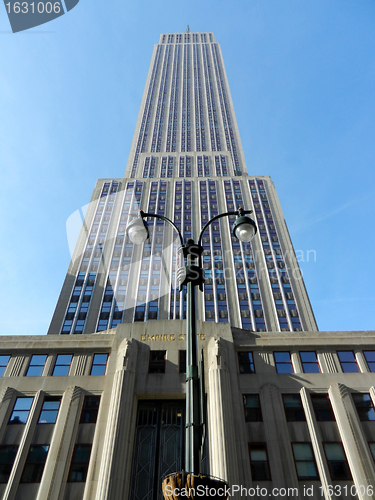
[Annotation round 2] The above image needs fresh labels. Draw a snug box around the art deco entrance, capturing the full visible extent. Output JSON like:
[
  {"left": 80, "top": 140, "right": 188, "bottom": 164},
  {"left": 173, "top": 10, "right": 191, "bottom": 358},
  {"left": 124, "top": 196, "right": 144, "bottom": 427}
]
[{"left": 130, "top": 401, "right": 185, "bottom": 500}]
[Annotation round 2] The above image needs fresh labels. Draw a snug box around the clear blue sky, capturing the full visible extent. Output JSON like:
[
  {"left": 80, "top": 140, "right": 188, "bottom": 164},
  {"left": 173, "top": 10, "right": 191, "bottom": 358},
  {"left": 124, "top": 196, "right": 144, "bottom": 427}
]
[{"left": 1, "top": 0, "right": 374, "bottom": 335}]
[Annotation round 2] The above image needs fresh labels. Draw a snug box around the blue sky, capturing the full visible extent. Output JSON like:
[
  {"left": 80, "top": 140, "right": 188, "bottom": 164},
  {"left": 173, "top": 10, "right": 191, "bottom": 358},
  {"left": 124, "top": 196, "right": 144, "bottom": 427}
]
[{"left": 1, "top": 0, "right": 374, "bottom": 335}]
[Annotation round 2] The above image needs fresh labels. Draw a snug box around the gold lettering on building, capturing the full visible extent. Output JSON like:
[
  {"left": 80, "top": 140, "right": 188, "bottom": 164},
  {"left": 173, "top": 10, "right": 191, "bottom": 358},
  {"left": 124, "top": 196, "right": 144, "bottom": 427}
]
[{"left": 140, "top": 333, "right": 205, "bottom": 342}]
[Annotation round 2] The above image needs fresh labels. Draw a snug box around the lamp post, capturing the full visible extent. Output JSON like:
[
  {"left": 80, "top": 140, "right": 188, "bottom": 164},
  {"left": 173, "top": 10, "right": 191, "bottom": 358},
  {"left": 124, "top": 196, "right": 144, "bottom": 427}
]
[{"left": 127, "top": 207, "right": 257, "bottom": 492}]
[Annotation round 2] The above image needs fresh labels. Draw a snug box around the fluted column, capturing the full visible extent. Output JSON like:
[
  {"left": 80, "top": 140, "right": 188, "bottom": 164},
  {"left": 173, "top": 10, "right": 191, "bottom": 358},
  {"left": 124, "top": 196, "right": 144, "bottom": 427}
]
[
  {"left": 207, "top": 337, "right": 239, "bottom": 488},
  {"left": 259, "top": 384, "right": 300, "bottom": 496},
  {"left": 300, "top": 388, "right": 332, "bottom": 500},
  {"left": 3, "top": 390, "right": 44, "bottom": 500},
  {"left": 0, "top": 388, "right": 15, "bottom": 443},
  {"left": 94, "top": 338, "right": 138, "bottom": 500},
  {"left": 329, "top": 383, "right": 375, "bottom": 500},
  {"left": 37, "top": 386, "right": 84, "bottom": 500}
]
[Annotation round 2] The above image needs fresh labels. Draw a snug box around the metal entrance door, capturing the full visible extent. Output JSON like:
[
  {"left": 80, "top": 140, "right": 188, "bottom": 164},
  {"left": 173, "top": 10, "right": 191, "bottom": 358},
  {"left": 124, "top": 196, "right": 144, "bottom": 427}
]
[{"left": 129, "top": 401, "right": 184, "bottom": 500}]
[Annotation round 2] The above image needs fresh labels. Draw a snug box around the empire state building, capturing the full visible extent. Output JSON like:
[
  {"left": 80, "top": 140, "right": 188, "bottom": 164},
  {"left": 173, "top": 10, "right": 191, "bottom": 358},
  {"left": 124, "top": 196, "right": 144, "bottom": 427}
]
[{"left": 48, "top": 30, "right": 317, "bottom": 336}]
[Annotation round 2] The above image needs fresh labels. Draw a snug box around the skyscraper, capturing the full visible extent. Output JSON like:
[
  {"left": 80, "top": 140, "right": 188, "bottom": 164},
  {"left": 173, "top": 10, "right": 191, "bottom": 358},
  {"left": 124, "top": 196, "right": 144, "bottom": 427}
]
[
  {"left": 48, "top": 30, "right": 317, "bottom": 336},
  {"left": 1, "top": 32, "right": 375, "bottom": 500}
]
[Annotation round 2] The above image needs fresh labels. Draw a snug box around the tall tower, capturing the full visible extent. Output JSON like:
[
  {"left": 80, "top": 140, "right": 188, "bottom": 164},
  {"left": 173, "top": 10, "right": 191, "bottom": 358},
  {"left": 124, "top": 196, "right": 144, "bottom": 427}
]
[{"left": 48, "top": 31, "right": 317, "bottom": 335}]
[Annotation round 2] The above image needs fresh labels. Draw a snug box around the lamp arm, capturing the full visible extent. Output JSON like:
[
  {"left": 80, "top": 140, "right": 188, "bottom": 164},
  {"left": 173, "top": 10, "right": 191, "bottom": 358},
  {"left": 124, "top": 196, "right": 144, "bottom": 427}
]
[
  {"left": 197, "top": 208, "right": 253, "bottom": 247},
  {"left": 140, "top": 210, "right": 184, "bottom": 246}
]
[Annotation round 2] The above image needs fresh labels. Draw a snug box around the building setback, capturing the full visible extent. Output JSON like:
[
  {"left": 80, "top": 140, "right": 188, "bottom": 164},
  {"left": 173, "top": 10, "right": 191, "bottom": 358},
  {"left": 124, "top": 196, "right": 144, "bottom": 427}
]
[{"left": 1, "top": 31, "right": 375, "bottom": 500}]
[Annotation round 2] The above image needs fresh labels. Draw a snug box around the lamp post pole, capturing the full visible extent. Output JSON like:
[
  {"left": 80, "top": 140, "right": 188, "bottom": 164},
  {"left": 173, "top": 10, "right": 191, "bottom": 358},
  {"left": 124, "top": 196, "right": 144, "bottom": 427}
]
[{"left": 126, "top": 207, "right": 257, "bottom": 477}]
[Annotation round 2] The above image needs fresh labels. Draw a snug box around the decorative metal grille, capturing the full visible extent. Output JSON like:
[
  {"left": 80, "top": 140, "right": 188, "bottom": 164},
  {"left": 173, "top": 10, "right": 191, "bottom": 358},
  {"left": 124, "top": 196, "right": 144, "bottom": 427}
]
[{"left": 130, "top": 401, "right": 184, "bottom": 500}]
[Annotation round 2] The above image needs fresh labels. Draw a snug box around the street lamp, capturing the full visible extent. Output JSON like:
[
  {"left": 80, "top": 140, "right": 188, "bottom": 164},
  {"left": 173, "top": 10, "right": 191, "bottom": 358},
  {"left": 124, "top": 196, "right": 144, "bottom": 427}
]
[{"left": 127, "top": 207, "right": 257, "bottom": 494}]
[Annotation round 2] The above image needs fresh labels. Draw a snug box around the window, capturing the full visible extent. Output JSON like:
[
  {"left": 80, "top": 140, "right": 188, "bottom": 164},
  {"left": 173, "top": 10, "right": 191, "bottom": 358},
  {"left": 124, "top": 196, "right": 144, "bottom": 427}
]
[
  {"left": 249, "top": 444, "right": 271, "bottom": 480},
  {"left": 0, "top": 356, "right": 10, "bottom": 377},
  {"left": 179, "top": 351, "right": 186, "bottom": 374},
  {"left": 300, "top": 352, "right": 320, "bottom": 373},
  {"left": 68, "top": 444, "right": 92, "bottom": 482},
  {"left": 38, "top": 397, "right": 61, "bottom": 424},
  {"left": 282, "top": 394, "right": 306, "bottom": 421},
  {"left": 148, "top": 351, "right": 166, "bottom": 373},
  {"left": 352, "top": 393, "right": 375, "bottom": 421},
  {"left": 26, "top": 355, "right": 47, "bottom": 376},
  {"left": 311, "top": 394, "right": 335, "bottom": 421},
  {"left": 363, "top": 351, "right": 375, "bottom": 372},
  {"left": 0, "top": 446, "right": 18, "bottom": 483},
  {"left": 337, "top": 351, "right": 359, "bottom": 373},
  {"left": 90, "top": 354, "right": 108, "bottom": 375},
  {"left": 52, "top": 354, "right": 73, "bottom": 376},
  {"left": 243, "top": 395, "right": 262, "bottom": 422},
  {"left": 274, "top": 352, "right": 293, "bottom": 374},
  {"left": 323, "top": 443, "right": 351, "bottom": 480},
  {"left": 238, "top": 352, "right": 255, "bottom": 374},
  {"left": 20, "top": 445, "right": 49, "bottom": 483},
  {"left": 9, "top": 397, "right": 34, "bottom": 424},
  {"left": 292, "top": 443, "right": 318, "bottom": 479},
  {"left": 80, "top": 396, "right": 101, "bottom": 424}
]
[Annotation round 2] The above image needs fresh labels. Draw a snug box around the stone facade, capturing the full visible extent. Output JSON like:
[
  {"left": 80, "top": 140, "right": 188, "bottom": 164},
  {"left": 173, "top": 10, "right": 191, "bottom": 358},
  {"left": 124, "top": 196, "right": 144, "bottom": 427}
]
[{"left": 1, "top": 324, "right": 375, "bottom": 499}]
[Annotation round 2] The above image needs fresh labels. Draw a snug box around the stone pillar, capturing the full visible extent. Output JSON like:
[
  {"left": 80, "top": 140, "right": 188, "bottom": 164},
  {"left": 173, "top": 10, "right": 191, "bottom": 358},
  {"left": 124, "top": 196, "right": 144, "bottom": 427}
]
[
  {"left": 3, "top": 390, "right": 44, "bottom": 500},
  {"left": 0, "top": 388, "right": 15, "bottom": 442},
  {"left": 300, "top": 388, "right": 332, "bottom": 500},
  {"left": 258, "top": 384, "right": 300, "bottom": 497},
  {"left": 94, "top": 339, "right": 138, "bottom": 500},
  {"left": 36, "top": 386, "right": 84, "bottom": 500},
  {"left": 329, "top": 383, "right": 375, "bottom": 500},
  {"left": 207, "top": 337, "right": 239, "bottom": 489}
]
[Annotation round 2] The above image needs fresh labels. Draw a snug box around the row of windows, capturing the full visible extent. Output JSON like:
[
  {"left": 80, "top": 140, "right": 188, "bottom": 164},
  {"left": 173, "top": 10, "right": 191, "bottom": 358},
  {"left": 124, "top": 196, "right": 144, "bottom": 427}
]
[
  {"left": 0, "top": 443, "right": 92, "bottom": 484},
  {"left": 9, "top": 395, "right": 100, "bottom": 425},
  {"left": 0, "top": 394, "right": 100, "bottom": 484},
  {"left": 238, "top": 350, "right": 375, "bottom": 374},
  {"left": 249, "top": 441, "right": 352, "bottom": 481},
  {"left": 146, "top": 350, "right": 375, "bottom": 376},
  {"left": 244, "top": 392, "right": 375, "bottom": 423},
  {"left": 0, "top": 353, "right": 108, "bottom": 378}
]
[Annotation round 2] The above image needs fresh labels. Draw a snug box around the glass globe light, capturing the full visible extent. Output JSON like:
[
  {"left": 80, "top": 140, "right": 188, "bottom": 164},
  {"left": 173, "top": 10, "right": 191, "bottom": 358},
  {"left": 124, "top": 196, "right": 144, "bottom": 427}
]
[
  {"left": 232, "top": 216, "right": 257, "bottom": 243},
  {"left": 126, "top": 218, "right": 149, "bottom": 244}
]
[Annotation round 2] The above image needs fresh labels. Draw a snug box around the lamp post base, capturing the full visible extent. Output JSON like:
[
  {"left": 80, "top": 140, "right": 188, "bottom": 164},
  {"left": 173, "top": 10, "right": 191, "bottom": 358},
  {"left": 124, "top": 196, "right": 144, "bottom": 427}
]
[{"left": 162, "top": 472, "right": 229, "bottom": 500}]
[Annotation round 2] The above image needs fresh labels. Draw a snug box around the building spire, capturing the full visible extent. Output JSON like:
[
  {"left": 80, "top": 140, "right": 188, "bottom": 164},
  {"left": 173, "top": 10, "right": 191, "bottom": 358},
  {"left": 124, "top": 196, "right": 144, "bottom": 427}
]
[{"left": 186, "top": 25, "right": 190, "bottom": 33}]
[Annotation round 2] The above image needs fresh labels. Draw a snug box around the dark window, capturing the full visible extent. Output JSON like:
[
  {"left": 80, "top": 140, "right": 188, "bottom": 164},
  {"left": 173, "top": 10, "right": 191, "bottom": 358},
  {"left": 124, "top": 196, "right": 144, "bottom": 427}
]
[
  {"left": 149, "top": 351, "right": 166, "bottom": 373},
  {"left": 179, "top": 351, "right": 186, "bottom": 374},
  {"left": 249, "top": 444, "right": 271, "bottom": 480},
  {"left": 363, "top": 351, "right": 375, "bottom": 372},
  {"left": 369, "top": 443, "right": 375, "bottom": 461},
  {"left": 243, "top": 395, "right": 262, "bottom": 422},
  {"left": 0, "top": 356, "right": 10, "bottom": 377},
  {"left": 352, "top": 393, "right": 375, "bottom": 421},
  {"left": 274, "top": 352, "right": 293, "bottom": 374},
  {"left": 311, "top": 394, "right": 335, "bottom": 421},
  {"left": 323, "top": 443, "right": 351, "bottom": 480},
  {"left": 0, "top": 446, "right": 18, "bottom": 483},
  {"left": 90, "top": 354, "right": 108, "bottom": 375},
  {"left": 292, "top": 443, "right": 318, "bottom": 479},
  {"left": 26, "top": 355, "right": 47, "bottom": 376},
  {"left": 337, "top": 351, "right": 359, "bottom": 373},
  {"left": 20, "top": 445, "right": 49, "bottom": 483},
  {"left": 80, "top": 396, "right": 101, "bottom": 424},
  {"left": 300, "top": 352, "right": 320, "bottom": 373},
  {"left": 9, "top": 397, "right": 34, "bottom": 424},
  {"left": 282, "top": 394, "right": 306, "bottom": 421},
  {"left": 68, "top": 444, "right": 92, "bottom": 482},
  {"left": 238, "top": 352, "right": 255, "bottom": 374},
  {"left": 38, "top": 397, "right": 61, "bottom": 424},
  {"left": 52, "top": 354, "right": 73, "bottom": 376}
]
